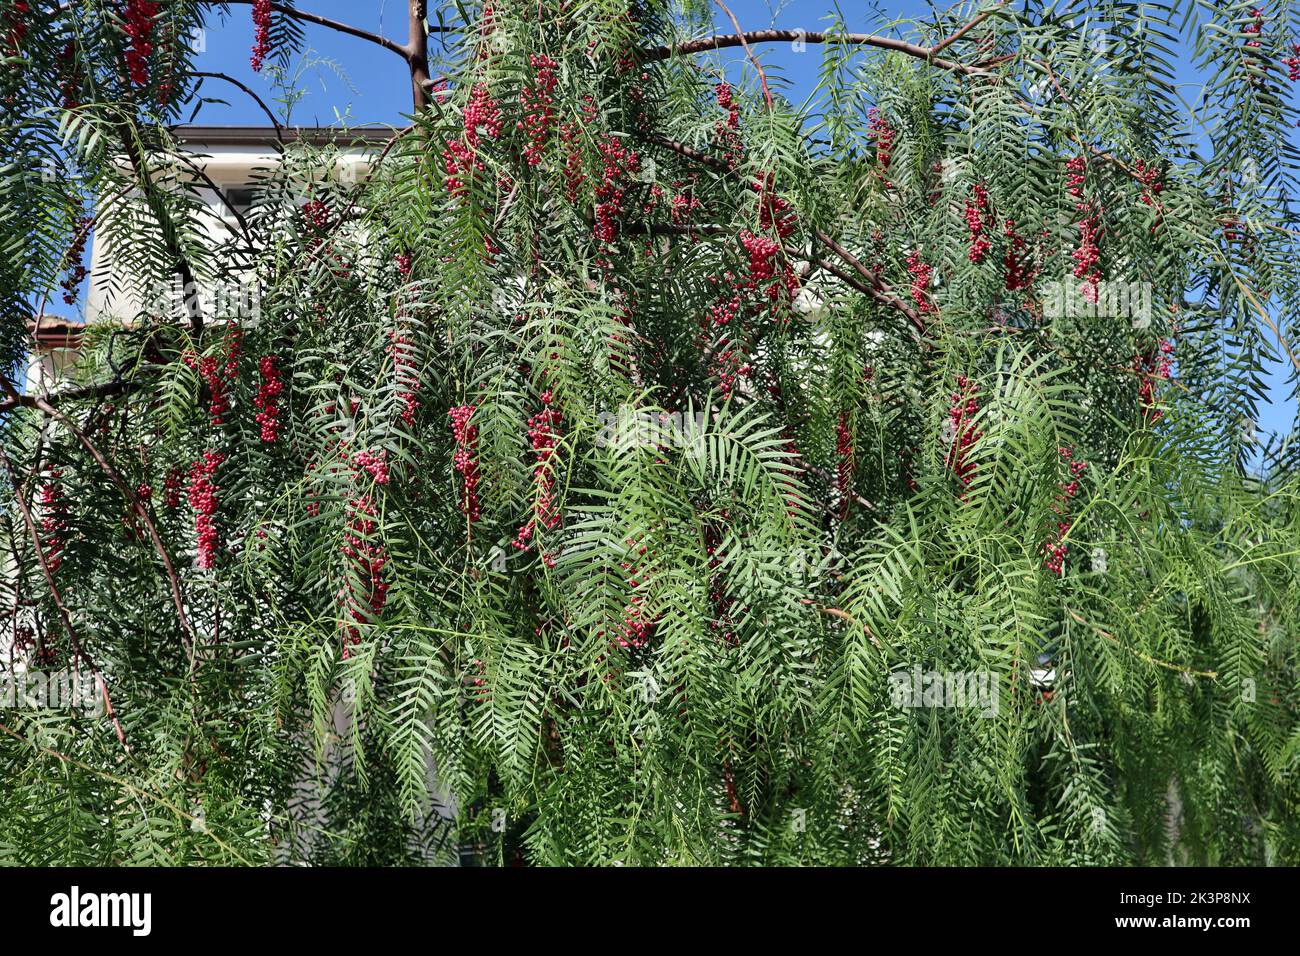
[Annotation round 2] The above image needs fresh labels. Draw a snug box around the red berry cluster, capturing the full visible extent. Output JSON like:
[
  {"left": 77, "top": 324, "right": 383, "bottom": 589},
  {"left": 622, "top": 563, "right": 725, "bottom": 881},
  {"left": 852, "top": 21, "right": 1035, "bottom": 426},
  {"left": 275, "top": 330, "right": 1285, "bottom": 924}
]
[
  {"left": 1136, "top": 338, "right": 1175, "bottom": 420},
  {"left": 965, "top": 184, "right": 992, "bottom": 264},
  {"left": 40, "top": 471, "right": 68, "bottom": 573},
  {"left": 60, "top": 217, "right": 93, "bottom": 304},
  {"left": 592, "top": 135, "right": 641, "bottom": 246},
  {"left": 946, "top": 376, "right": 982, "bottom": 494},
  {"left": 395, "top": 251, "right": 412, "bottom": 277},
  {"left": 1245, "top": 8, "right": 1263, "bottom": 50},
  {"left": 867, "top": 108, "right": 896, "bottom": 171},
  {"left": 123, "top": 0, "right": 160, "bottom": 87},
  {"left": 1071, "top": 212, "right": 1103, "bottom": 303},
  {"left": 1065, "top": 156, "right": 1104, "bottom": 301},
  {"left": 339, "top": 492, "right": 389, "bottom": 657},
  {"left": 444, "top": 82, "right": 503, "bottom": 195},
  {"left": 1043, "top": 447, "right": 1088, "bottom": 575},
  {"left": 513, "top": 390, "right": 563, "bottom": 553},
  {"left": 449, "top": 405, "right": 482, "bottom": 522},
  {"left": 519, "top": 53, "right": 558, "bottom": 167},
  {"left": 352, "top": 448, "right": 390, "bottom": 485},
  {"left": 4, "top": 1, "right": 27, "bottom": 56},
  {"left": 250, "top": 0, "right": 273, "bottom": 72},
  {"left": 836, "top": 413, "right": 854, "bottom": 518},
  {"left": 184, "top": 328, "right": 241, "bottom": 426},
  {"left": 905, "top": 250, "right": 937, "bottom": 314},
  {"left": 1286, "top": 43, "right": 1300, "bottom": 81},
  {"left": 1065, "top": 155, "right": 1087, "bottom": 198},
  {"left": 300, "top": 198, "right": 330, "bottom": 231},
  {"left": 615, "top": 538, "right": 654, "bottom": 650},
  {"left": 713, "top": 82, "right": 745, "bottom": 169},
  {"left": 1002, "top": 219, "right": 1036, "bottom": 291},
  {"left": 713, "top": 342, "right": 752, "bottom": 400},
  {"left": 1134, "top": 160, "right": 1163, "bottom": 206},
  {"left": 163, "top": 467, "right": 183, "bottom": 508},
  {"left": 253, "top": 354, "right": 283, "bottom": 442},
  {"left": 186, "top": 451, "right": 225, "bottom": 569}
]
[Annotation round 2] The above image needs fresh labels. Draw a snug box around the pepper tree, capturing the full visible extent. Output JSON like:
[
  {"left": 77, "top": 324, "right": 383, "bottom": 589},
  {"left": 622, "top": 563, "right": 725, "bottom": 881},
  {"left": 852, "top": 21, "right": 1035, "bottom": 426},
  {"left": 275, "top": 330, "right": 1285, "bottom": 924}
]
[{"left": 1, "top": 0, "right": 1300, "bottom": 865}]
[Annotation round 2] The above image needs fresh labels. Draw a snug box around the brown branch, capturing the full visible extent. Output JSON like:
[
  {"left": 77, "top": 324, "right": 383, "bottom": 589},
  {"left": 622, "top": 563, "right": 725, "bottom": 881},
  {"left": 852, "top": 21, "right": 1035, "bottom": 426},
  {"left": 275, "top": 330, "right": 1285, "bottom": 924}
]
[
  {"left": 644, "top": 29, "right": 985, "bottom": 76},
  {"left": 713, "top": 0, "right": 773, "bottom": 109},
  {"left": 0, "top": 379, "right": 136, "bottom": 416},
  {"left": 930, "top": 3, "right": 1006, "bottom": 57},
  {"left": 189, "top": 71, "right": 285, "bottom": 142},
  {"left": 407, "top": 0, "right": 432, "bottom": 111},
  {"left": 210, "top": 1, "right": 413, "bottom": 60}
]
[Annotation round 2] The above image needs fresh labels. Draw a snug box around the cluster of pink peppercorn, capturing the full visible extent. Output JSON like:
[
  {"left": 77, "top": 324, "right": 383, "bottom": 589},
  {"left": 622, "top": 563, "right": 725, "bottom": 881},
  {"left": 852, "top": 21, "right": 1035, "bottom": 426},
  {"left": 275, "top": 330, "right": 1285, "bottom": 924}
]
[
  {"left": 1043, "top": 447, "right": 1088, "bottom": 575},
  {"left": 40, "top": 472, "right": 67, "bottom": 573},
  {"left": 449, "top": 405, "right": 482, "bottom": 522},
  {"left": 124, "top": 0, "right": 159, "bottom": 87},
  {"left": 253, "top": 354, "right": 283, "bottom": 442},
  {"left": 513, "top": 390, "right": 563, "bottom": 557},
  {"left": 250, "top": 0, "right": 273, "bottom": 72},
  {"left": 519, "top": 53, "right": 559, "bottom": 167},
  {"left": 186, "top": 451, "right": 225, "bottom": 569},
  {"left": 965, "top": 184, "right": 992, "bottom": 264}
]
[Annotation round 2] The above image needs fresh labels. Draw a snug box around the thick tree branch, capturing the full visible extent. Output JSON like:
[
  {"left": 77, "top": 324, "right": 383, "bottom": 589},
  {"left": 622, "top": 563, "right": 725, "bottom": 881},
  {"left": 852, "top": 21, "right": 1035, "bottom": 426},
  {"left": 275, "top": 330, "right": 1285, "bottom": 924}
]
[
  {"left": 0, "top": 379, "right": 136, "bottom": 416},
  {"left": 644, "top": 29, "right": 985, "bottom": 76},
  {"left": 211, "top": 1, "right": 412, "bottom": 59}
]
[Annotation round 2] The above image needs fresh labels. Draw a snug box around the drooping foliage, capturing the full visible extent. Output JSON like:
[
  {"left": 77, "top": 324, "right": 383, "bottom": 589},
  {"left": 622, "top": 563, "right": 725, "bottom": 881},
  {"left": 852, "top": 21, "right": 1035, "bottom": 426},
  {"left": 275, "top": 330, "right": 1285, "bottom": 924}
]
[{"left": 1, "top": 0, "right": 1299, "bottom": 865}]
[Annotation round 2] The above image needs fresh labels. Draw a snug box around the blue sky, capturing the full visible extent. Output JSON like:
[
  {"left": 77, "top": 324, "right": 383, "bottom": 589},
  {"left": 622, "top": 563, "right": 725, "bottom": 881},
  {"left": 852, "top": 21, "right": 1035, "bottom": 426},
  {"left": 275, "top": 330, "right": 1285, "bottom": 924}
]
[{"left": 173, "top": 2, "right": 1297, "bottom": 443}]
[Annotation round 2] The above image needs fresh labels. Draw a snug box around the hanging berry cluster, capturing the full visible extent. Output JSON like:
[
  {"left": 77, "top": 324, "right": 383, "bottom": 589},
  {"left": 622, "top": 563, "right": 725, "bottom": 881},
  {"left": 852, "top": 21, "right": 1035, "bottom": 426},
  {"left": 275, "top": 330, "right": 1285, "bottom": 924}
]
[
  {"left": 352, "top": 448, "right": 391, "bottom": 485},
  {"left": 184, "top": 328, "right": 241, "bottom": 426},
  {"left": 905, "top": 250, "right": 937, "bottom": 314},
  {"left": 250, "top": 0, "right": 273, "bottom": 72},
  {"left": 965, "top": 184, "right": 992, "bottom": 264},
  {"left": 40, "top": 472, "right": 68, "bottom": 574},
  {"left": 300, "top": 198, "right": 330, "bottom": 232},
  {"left": 713, "top": 82, "right": 745, "bottom": 169},
  {"left": 339, "top": 492, "right": 389, "bottom": 658},
  {"left": 1286, "top": 44, "right": 1300, "bottom": 81},
  {"left": 123, "top": 0, "right": 160, "bottom": 87},
  {"left": 58, "top": 41, "right": 81, "bottom": 111},
  {"left": 519, "top": 53, "right": 559, "bottom": 167},
  {"left": 4, "top": 1, "right": 27, "bottom": 57},
  {"left": 1136, "top": 338, "right": 1175, "bottom": 421},
  {"left": 59, "top": 217, "right": 93, "bottom": 304},
  {"left": 1043, "top": 447, "right": 1088, "bottom": 575},
  {"left": 444, "top": 82, "right": 503, "bottom": 196},
  {"left": 513, "top": 389, "right": 563, "bottom": 561},
  {"left": 1065, "top": 156, "right": 1103, "bottom": 302},
  {"left": 867, "top": 108, "right": 896, "bottom": 172},
  {"left": 1002, "top": 219, "right": 1036, "bottom": 291},
  {"left": 946, "top": 376, "right": 982, "bottom": 495},
  {"left": 253, "top": 354, "right": 283, "bottom": 442},
  {"left": 186, "top": 451, "right": 224, "bottom": 569},
  {"left": 615, "top": 538, "right": 654, "bottom": 650},
  {"left": 592, "top": 135, "right": 641, "bottom": 247},
  {"left": 836, "top": 413, "right": 854, "bottom": 519},
  {"left": 449, "top": 405, "right": 482, "bottom": 523},
  {"left": 163, "top": 467, "right": 183, "bottom": 508}
]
